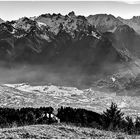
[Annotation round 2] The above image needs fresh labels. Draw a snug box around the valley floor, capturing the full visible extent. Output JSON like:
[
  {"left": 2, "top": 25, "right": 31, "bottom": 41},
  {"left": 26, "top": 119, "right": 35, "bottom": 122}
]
[{"left": 0, "top": 123, "right": 139, "bottom": 139}]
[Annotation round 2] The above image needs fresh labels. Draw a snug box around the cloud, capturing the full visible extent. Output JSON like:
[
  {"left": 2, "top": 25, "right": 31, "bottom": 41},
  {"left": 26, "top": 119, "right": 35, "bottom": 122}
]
[
  {"left": 121, "top": 0, "right": 140, "bottom": 4},
  {"left": 0, "top": 0, "right": 140, "bottom": 5},
  {"left": 0, "top": 0, "right": 139, "bottom": 3}
]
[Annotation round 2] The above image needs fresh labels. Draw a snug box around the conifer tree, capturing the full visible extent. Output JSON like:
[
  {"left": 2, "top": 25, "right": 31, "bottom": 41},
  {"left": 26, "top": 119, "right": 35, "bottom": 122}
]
[{"left": 101, "top": 102, "right": 124, "bottom": 130}]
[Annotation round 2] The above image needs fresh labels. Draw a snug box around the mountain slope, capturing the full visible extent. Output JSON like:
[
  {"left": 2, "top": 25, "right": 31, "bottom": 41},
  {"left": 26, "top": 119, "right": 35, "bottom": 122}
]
[
  {"left": 0, "top": 13, "right": 128, "bottom": 77},
  {"left": 0, "top": 12, "right": 139, "bottom": 88},
  {"left": 87, "top": 14, "right": 123, "bottom": 33},
  {"left": 118, "top": 16, "right": 140, "bottom": 34},
  {"left": 0, "top": 124, "right": 133, "bottom": 139},
  {"left": 103, "top": 24, "right": 140, "bottom": 58},
  {"left": 0, "top": 18, "right": 4, "bottom": 24}
]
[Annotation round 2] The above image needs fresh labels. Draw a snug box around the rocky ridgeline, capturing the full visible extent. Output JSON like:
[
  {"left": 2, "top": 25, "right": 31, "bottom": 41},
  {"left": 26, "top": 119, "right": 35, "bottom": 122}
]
[{"left": 0, "top": 11, "right": 134, "bottom": 63}]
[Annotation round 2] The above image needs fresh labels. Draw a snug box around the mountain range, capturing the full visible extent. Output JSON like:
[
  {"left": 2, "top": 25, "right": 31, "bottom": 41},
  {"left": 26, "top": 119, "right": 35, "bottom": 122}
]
[{"left": 1, "top": 12, "right": 140, "bottom": 92}]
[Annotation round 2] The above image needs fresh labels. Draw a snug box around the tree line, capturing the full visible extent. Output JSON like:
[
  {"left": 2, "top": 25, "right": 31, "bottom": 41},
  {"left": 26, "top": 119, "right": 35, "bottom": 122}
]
[
  {"left": 0, "top": 103, "right": 140, "bottom": 135},
  {"left": 0, "top": 107, "right": 56, "bottom": 128},
  {"left": 57, "top": 104, "right": 140, "bottom": 135}
]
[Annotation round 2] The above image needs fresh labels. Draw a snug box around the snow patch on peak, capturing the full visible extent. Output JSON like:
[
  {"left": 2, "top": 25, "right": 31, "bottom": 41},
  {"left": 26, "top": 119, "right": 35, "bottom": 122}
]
[
  {"left": 37, "top": 21, "right": 46, "bottom": 27},
  {"left": 10, "top": 28, "right": 16, "bottom": 34},
  {"left": 91, "top": 31, "right": 101, "bottom": 39}
]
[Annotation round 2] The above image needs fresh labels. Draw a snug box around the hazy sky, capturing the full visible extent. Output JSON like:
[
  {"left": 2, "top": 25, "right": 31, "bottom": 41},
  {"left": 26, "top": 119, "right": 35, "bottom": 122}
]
[{"left": 1, "top": 1, "right": 140, "bottom": 21}]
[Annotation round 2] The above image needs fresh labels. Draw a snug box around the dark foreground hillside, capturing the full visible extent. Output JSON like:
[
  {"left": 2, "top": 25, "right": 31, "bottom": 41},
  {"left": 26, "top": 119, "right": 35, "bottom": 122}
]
[{"left": 0, "top": 123, "right": 137, "bottom": 139}]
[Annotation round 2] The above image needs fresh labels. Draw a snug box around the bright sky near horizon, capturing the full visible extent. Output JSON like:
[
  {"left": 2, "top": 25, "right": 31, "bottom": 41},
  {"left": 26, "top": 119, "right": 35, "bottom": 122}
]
[{"left": 1, "top": 1, "right": 140, "bottom": 21}]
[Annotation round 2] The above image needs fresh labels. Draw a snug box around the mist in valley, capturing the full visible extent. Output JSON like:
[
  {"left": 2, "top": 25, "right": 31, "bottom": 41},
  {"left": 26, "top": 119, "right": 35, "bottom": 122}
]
[{"left": 0, "top": 60, "right": 122, "bottom": 89}]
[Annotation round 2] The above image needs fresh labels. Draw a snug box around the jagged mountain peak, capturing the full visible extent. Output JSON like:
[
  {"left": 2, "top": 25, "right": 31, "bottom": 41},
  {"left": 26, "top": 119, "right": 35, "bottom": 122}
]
[
  {"left": 68, "top": 11, "right": 76, "bottom": 17},
  {"left": 0, "top": 18, "right": 4, "bottom": 24},
  {"left": 118, "top": 16, "right": 140, "bottom": 23},
  {"left": 132, "top": 16, "right": 140, "bottom": 20}
]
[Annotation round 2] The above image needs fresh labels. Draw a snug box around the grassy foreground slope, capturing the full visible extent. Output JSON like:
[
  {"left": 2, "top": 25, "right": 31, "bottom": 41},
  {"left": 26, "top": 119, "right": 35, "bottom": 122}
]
[{"left": 0, "top": 123, "right": 138, "bottom": 139}]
